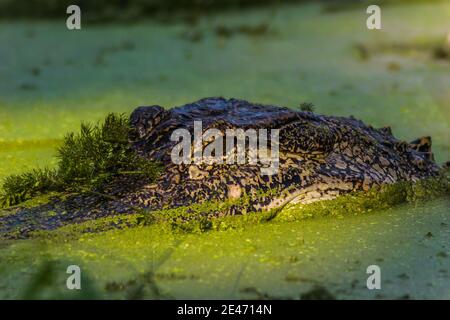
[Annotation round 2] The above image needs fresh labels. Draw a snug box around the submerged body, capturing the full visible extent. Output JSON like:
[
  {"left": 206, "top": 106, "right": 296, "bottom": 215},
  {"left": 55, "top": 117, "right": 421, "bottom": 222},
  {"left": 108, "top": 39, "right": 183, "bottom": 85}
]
[
  {"left": 127, "top": 97, "right": 441, "bottom": 213},
  {"left": 0, "top": 98, "right": 444, "bottom": 238}
]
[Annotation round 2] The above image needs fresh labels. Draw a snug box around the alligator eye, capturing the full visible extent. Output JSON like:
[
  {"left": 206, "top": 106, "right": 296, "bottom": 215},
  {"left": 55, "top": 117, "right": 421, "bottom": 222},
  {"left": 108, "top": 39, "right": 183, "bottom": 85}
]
[
  {"left": 279, "top": 122, "right": 336, "bottom": 154},
  {"left": 130, "top": 105, "right": 169, "bottom": 140}
]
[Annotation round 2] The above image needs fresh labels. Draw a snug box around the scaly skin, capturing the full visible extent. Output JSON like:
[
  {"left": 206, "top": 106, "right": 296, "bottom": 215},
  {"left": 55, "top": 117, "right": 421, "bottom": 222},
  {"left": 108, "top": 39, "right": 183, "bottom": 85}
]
[
  {"left": 125, "top": 97, "right": 441, "bottom": 213},
  {"left": 0, "top": 97, "right": 444, "bottom": 238}
]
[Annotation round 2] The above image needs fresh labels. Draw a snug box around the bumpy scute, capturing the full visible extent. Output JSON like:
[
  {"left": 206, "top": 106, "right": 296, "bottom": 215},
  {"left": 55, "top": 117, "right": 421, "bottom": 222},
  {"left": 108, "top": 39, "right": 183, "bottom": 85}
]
[{"left": 127, "top": 97, "right": 442, "bottom": 212}]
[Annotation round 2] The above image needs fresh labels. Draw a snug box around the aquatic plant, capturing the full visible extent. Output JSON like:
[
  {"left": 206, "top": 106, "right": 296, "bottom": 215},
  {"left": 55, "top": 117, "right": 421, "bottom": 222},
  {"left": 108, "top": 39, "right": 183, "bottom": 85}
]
[
  {"left": 300, "top": 102, "right": 315, "bottom": 112},
  {"left": 0, "top": 113, "right": 161, "bottom": 208},
  {"left": 0, "top": 168, "right": 60, "bottom": 207}
]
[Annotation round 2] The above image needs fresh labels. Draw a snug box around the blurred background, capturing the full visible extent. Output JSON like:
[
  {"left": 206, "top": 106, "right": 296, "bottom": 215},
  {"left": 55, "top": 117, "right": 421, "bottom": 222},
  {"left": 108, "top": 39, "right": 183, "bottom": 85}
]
[
  {"left": 0, "top": 0, "right": 449, "bottom": 300},
  {"left": 0, "top": 0, "right": 449, "bottom": 181}
]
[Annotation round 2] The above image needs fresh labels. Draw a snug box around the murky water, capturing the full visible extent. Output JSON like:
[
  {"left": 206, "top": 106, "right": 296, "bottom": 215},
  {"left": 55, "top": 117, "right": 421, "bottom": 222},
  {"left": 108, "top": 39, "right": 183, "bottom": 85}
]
[{"left": 0, "top": 1, "right": 449, "bottom": 299}]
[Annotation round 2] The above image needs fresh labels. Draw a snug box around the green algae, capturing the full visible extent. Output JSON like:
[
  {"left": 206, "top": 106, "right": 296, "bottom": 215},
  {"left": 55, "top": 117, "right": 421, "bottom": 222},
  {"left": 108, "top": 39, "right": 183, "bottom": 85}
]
[
  {"left": 0, "top": 139, "right": 61, "bottom": 152},
  {"left": 0, "top": 192, "right": 59, "bottom": 215},
  {"left": 7, "top": 169, "right": 447, "bottom": 241},
  {"left": 29, "top": 213, "right": 144, "bottom": 241},
  {"left": 2, "top": 172, "right": 446, "bottom": 242},
  {"left": 131, "top": 173, "right": 450, "bottom": 234},
  {"left": 4, "top": 168, "right": 444, "bottom": 241},
  {"left": 278, "top": 173, "right": 450, "bottom": 222},
  {"left": 1, "top": 197, "right": 448, "bottom": 299},
  {"left": 0, "top": 170, "right": 448, "bottom": 299}
]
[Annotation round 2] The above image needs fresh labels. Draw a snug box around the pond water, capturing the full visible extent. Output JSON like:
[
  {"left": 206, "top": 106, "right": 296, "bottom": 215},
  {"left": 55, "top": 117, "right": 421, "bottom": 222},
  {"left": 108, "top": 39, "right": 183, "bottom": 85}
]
[{"left": 0, "top": 1, "right": 448, "bottom": 299}]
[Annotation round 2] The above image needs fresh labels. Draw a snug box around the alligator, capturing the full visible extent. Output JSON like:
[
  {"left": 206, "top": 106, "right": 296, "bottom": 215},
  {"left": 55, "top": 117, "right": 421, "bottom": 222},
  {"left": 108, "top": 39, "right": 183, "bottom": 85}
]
[
  {"left": 127, "top": 97, "right": 441, "bottom": 212},
  {"left": 0, "top": 97, "right": 446, "bottom": 237}
]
